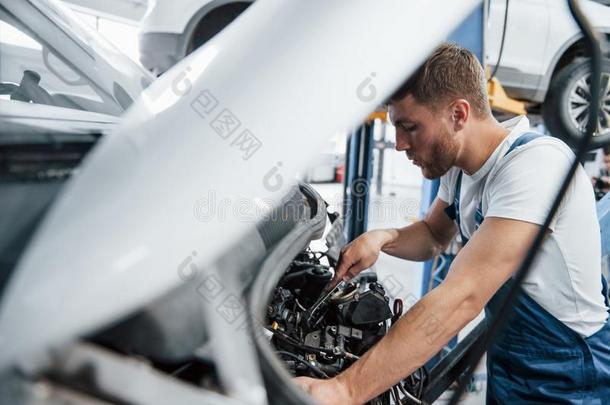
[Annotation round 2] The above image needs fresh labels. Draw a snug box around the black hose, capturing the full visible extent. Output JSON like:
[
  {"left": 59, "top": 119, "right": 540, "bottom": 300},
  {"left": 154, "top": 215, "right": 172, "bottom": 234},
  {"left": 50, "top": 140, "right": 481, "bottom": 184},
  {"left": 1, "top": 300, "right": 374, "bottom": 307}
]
[
  {"left": 447, "top": 1, "right": 602, "bottom": 403},
  {"left": 489, "top": 0, "right": 510, "bottom": 81},
  {"left": 270, "top": 329, "right": 335, "bottom": 354},
  {"left": 275, "top": 350, "right": 330, "bottom": 379},
  {"left": 392, "top": 298, "right": 404, "bottom": 325}
]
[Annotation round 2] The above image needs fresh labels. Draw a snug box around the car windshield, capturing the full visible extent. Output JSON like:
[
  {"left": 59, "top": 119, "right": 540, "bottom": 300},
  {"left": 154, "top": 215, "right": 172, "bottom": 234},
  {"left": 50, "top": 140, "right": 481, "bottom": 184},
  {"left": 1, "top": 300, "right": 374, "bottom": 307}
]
[{"left": 0, "top": 1, "right": 152, "bottom": 116}]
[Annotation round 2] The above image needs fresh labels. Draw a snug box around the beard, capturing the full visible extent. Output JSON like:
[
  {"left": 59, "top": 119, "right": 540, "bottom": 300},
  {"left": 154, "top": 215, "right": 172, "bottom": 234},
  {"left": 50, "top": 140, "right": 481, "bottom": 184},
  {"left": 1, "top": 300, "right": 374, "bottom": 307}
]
[{"left": 419, "top": 126, "right": 458, "bottom": 179}]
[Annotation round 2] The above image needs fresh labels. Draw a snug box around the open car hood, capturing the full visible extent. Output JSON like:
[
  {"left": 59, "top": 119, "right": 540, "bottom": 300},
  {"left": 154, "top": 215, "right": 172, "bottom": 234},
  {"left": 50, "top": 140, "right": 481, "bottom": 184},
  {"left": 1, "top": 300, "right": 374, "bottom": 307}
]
[{"left": 0, "top": 0, "right": 481, "bottom": 373}]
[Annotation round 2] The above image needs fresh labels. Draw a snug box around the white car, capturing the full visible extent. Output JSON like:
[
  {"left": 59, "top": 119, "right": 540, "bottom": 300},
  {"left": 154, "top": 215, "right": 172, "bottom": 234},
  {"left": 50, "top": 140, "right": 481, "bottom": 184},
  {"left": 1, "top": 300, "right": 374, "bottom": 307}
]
[
  {"left": 139, "top": 0, "right": 610, "bottom": 148},
  {"left": 487, "top": 0, "right": 610, "bottom": 147},
  {"left": 139, "top": 0, "right": 253, "bottom": 76}
]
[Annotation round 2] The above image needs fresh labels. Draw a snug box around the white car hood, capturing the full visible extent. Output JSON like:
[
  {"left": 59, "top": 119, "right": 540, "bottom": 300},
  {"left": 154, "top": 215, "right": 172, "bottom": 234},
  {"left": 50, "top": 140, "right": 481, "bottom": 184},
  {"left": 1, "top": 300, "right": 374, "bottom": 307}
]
[{"left": 0, "top": 0, "right": 480, "bottom": 368}]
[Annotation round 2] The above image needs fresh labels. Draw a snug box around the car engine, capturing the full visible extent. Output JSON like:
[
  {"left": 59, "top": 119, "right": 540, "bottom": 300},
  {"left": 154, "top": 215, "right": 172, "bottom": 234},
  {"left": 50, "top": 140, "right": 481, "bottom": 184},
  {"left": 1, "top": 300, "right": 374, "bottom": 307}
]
[{"left": 265, "top": 248, "right": 428, "bottom": 405}]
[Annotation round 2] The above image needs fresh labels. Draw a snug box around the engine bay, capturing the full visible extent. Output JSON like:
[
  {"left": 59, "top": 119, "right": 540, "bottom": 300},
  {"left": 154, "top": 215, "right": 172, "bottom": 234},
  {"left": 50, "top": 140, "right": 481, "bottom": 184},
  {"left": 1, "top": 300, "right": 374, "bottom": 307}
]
[{"left": 264, "top": 247, "right": 428, "bottom": 405}]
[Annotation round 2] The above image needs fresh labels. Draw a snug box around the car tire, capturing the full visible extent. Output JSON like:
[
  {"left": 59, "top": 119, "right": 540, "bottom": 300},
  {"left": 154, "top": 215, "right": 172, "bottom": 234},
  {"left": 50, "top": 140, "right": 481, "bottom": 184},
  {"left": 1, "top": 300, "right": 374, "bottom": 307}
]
[
  {"left": 186, "top": 2, "right": 251, "bottom": 54},
  {"left": 542, "top": 57, "right": 610, "bottom": 150}
]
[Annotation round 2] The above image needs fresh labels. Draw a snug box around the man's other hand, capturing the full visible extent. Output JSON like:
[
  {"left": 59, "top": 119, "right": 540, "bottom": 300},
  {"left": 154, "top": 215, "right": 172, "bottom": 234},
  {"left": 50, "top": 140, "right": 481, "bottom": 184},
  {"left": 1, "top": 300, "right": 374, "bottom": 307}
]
[{"left": 293, "top": 376, "right": 352, "bottom": 405}]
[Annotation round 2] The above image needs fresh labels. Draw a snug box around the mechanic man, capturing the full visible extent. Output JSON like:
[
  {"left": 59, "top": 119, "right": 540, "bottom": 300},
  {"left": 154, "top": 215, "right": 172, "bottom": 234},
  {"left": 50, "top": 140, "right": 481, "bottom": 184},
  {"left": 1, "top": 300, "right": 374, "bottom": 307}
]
[{"left": 295, "top": 43, "right": 610, "bottom": 404}]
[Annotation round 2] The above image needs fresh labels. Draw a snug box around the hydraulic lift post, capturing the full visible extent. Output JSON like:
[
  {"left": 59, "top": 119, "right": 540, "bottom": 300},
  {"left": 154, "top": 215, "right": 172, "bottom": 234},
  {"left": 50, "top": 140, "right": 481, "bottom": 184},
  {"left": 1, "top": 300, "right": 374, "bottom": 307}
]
[{"left": 343, "top": 121, "right": 376, "bottom": 243}]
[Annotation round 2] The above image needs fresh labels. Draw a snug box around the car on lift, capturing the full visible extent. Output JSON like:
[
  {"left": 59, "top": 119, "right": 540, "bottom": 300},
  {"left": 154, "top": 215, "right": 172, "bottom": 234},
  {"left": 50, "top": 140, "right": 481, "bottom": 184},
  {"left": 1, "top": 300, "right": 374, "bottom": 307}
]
[
  {"left": 138, "top": 0, "right": 252, "bottom": 76},
  {"left": 139, "top": 0, "right": 610, "bottom": 148},
  {"left": 487, "top": 0, "right": 610, "bottom": 146}
]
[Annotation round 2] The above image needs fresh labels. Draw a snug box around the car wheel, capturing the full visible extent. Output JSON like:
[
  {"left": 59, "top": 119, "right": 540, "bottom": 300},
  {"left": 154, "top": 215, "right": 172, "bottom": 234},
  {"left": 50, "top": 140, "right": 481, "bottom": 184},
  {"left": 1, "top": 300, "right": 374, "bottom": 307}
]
[
  {"left": 542, "top": 58, "right": 610, "bottom": 149},
  {"left": 186, "top": 2, "right": 251, "bottom": 54}
]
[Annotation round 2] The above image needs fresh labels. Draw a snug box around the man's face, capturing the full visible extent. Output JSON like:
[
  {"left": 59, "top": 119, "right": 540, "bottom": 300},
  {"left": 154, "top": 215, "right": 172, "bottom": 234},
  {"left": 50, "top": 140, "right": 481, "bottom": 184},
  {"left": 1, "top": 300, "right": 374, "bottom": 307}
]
[
  {"left": 604, "top": 154, "right": 610, "bottom": 171},
  {"left": 388, "top": 95, "right": 459, "bottom": 179}
]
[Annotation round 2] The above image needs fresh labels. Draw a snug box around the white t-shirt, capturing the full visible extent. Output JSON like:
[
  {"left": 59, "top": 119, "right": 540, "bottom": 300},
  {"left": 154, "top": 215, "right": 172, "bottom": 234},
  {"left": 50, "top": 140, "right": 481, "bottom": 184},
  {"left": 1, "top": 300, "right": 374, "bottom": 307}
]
[{"left": 438, "top": 115, "right": 609, "bottom": 337}]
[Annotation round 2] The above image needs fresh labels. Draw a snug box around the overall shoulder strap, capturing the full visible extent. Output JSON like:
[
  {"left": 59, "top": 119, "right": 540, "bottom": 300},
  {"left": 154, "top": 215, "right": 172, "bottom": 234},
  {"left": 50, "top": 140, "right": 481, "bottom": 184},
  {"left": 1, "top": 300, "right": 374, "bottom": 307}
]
[
  {"left": 446, "top": 131, "right": 547, "bottom": 244},
  {"left": 504, "top": 132, "right": 546, "bottom": 157},
  {"left": 478, "top": 132, "right": 546, "bottom": 223},
  {"left": 451, "top": 171, "right": 469, "bottom": 243}
]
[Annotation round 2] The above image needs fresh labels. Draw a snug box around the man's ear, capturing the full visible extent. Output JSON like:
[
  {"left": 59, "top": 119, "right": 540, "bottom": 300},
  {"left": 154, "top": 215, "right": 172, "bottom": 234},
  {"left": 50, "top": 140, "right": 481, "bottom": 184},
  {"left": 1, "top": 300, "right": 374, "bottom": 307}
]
[{"left": 449, "top": 99, "right": 470, "bottom": 131}]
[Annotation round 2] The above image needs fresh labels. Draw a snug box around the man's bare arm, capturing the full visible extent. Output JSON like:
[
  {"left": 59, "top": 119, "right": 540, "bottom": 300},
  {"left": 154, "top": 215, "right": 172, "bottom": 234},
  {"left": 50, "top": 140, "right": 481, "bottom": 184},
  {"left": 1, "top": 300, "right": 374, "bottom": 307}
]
[
  {"left": 332, "top": 217, "right": 540, "bottom": 404},
  {"left": 333, "top": 198, "right": 457, "bottom": 283},
  {"left": 381, "top": 197, "right": 457, "bottom": 261}
]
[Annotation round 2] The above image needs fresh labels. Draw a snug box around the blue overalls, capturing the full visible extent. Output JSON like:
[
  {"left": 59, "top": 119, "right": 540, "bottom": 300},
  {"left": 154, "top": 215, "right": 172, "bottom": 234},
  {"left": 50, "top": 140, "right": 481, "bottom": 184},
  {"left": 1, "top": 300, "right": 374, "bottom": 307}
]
[{"left": 447, "top": 132, "right": 610, "bottom": 404}]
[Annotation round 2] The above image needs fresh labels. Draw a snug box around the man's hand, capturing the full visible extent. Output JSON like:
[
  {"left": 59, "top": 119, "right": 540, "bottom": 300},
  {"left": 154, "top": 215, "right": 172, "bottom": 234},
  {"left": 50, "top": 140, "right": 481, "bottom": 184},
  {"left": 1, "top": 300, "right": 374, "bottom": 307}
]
[
  {"left": 330, "top": 198, "right": 456, "bottom": 289},
  {"left": 293, "top": 377, "right": 353, "bottom": 405},
  {"left": 331, "top": 229, "right": 395, "bottom": 288}
]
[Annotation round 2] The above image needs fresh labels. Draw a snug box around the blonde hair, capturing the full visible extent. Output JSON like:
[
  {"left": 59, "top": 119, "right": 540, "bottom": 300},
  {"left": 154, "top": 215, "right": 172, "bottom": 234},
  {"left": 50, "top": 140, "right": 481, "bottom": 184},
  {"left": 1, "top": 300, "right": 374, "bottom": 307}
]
[{"left": 389, "top": 42, "right": 491, "bottom": 119}]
